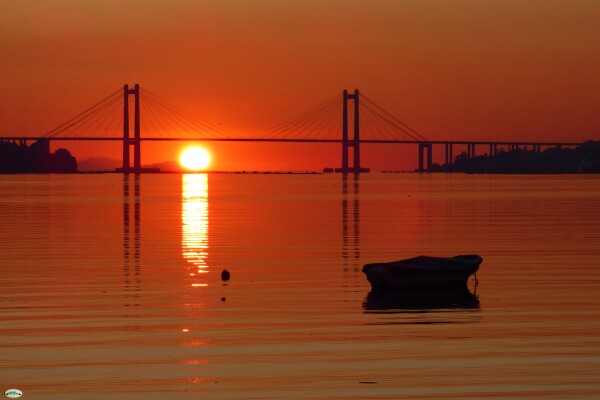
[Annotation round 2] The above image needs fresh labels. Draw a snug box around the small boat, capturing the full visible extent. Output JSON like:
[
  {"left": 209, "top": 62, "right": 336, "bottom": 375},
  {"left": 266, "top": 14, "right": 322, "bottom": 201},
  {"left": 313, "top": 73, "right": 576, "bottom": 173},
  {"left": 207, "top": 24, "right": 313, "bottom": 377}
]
[{"left": 362, "top": 255, "right": 482, "bottom": 290}]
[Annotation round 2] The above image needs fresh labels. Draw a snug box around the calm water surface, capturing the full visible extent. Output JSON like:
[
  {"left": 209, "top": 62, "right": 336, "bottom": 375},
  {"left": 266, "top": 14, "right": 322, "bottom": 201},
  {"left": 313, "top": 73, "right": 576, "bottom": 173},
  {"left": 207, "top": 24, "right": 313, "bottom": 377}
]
[{"left": 1, "top": 173, "right": 599, "bottom": 399}]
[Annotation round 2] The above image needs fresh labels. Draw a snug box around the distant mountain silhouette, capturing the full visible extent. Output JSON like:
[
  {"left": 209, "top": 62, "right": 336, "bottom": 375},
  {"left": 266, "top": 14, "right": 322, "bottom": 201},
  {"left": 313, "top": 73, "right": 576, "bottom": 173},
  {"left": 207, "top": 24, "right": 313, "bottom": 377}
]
[
  {"left": 78, "top": 157, "right": 183, "bottom": 172},
  {"left": 78, "top": 156, "right": 121, "bottom": 171},
  {"left": 142, "top": 160, "right": 182, "bottom": 172}
]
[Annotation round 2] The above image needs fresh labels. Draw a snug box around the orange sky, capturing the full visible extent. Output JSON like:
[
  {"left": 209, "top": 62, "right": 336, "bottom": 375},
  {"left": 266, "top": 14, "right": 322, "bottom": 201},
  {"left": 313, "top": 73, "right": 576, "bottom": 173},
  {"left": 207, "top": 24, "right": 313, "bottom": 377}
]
[{"left": 1, "top": 0, "right": 599, "bottom": 170}]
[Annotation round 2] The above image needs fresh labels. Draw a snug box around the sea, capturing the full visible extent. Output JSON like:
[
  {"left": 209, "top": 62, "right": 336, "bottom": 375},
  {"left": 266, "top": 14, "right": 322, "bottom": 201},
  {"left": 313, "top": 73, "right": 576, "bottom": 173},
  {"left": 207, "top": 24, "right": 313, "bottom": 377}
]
[{"left": 1, "top": 173, "right": 599, "bottom": 399}]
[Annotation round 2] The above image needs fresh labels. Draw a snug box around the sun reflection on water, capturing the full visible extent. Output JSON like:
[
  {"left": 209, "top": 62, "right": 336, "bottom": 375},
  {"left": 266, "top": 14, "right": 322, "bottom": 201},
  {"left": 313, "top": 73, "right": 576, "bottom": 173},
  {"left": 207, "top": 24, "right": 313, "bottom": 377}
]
[{"left": 182, "top": 174, "right": 209, "bottom": 283}]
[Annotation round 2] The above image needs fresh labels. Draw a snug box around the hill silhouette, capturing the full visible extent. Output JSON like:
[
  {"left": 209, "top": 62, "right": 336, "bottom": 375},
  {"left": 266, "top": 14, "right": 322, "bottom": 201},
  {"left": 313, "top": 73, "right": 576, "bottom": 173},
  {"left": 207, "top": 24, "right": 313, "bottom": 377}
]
[
  {"left": 78, "top": 156, "right": 122, "bottom": 172},
  {"left": 0, "top": 139, "right": 77, "bottom": 173}
]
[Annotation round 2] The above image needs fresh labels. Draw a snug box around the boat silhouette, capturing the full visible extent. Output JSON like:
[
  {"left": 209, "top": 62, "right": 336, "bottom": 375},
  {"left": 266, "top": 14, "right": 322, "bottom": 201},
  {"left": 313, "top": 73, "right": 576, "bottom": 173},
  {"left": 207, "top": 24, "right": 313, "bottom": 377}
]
[{"left": 362, "top": 255, "right": 482, "bottom": 290}]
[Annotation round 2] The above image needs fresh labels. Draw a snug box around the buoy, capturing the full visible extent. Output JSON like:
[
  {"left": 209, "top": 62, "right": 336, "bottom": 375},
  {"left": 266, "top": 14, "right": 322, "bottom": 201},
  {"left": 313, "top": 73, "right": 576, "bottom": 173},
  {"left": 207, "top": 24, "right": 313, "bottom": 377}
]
[{"left": 221, "top": 269, "right": 230, "bottom": 281}]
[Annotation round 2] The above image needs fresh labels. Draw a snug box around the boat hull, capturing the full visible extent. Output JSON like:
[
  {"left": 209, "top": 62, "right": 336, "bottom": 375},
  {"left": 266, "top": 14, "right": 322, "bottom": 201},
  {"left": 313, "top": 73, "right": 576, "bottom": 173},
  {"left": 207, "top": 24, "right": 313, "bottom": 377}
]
[
  {"left": 362, "top": 255, "right": 482, "bottom": 290},
  {"left": 363, "top": 287, "right": 480, "bottom": 311}
]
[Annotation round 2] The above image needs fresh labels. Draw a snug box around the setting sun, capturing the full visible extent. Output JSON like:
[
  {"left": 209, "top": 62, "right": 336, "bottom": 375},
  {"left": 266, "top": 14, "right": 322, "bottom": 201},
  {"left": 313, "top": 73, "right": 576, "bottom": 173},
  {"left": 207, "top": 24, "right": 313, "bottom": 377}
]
[{"left": 180, "top": 147, "right": 212, "bottom": 171}]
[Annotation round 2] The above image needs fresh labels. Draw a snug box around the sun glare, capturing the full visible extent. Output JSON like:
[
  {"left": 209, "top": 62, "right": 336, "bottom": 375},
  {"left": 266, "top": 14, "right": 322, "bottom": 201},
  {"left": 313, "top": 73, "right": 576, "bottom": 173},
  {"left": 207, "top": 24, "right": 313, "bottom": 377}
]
[{"left": 180, "top": 147, "right": 211, "bottom": 171}]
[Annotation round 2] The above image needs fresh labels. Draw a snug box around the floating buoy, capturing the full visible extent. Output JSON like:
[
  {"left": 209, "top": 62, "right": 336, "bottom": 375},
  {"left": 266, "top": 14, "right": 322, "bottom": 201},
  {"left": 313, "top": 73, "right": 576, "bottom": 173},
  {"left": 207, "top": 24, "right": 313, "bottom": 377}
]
[{"left": 221, "top": 269, "right": 230, "bottom": 281}]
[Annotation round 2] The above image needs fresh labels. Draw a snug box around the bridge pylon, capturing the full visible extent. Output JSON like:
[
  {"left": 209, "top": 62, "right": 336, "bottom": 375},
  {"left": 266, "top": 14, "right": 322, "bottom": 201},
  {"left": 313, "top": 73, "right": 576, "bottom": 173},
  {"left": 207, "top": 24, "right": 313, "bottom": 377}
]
[
  {"left": 336, "top": 89, "right": 369, "bottom": 173},
  {"left": 119, "top": 83, "right": 141, "bottom": 174}
]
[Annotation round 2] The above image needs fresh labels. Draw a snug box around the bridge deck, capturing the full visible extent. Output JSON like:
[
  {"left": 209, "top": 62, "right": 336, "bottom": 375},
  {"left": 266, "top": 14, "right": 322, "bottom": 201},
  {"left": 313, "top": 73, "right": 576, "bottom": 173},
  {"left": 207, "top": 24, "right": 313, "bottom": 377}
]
[{"left": 0, "top": 137, "right": 584, "bottom": 146}]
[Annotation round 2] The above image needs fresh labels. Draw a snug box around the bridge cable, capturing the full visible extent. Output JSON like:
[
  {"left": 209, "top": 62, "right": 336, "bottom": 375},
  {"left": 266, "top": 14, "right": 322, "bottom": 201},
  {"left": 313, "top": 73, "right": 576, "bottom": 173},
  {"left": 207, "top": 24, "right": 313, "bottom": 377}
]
[
  {"left": 141, "top": 98, "right": 179, "bottom": 138},
  {"left": 142, "top": 94, "right": 222, "bottom": 139},
  {"left": 99, "top": 100, "right": 123, "bottom": 137},
  {"left": 43, "top": 88, "right": 122, "bottom": 138},
  {"left": 145, "top": 101, "right": 178, "bottom": 138},
  {"left": 260, "top": 93, "right": 341, "bottom": 139},
  {"left": 140, "top": 92, "right": 225, "bottom": 138},
  {"left": 73, "top": 97, "right": 122, "bottom": 138},
  {"left": 43, "top": 92, "right": 122, "bottom": 138},
  {"left": 45, "top": 94, "right": 122, "bottom": 138},
  {"left": 278, "top": 98, "right": 340, "bottom": 140},
  {"left": 140, "top": 89, "right": 233, "bottom": 138},
  {"left": 259, "top": 94, "right": 339, "bottom": 138},
  {"left": 361, "top": 94, "right": 427, "bottom": 141},
  {"left": 360, "top": 101, "right": 422, "bottom": 141},
  {"left": 360, "top": 106, "right": 396, "bottom": 141},
  {"left": 298, "top": 99, "right": 342, "bottom": 140}
]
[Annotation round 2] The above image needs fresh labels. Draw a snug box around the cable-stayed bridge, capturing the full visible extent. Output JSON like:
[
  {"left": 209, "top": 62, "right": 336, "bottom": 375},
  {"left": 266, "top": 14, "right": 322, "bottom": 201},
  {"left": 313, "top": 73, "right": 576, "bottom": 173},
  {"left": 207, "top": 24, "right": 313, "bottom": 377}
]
[{"left": 0, "top": 84, "right": 584, "bottom": 172}]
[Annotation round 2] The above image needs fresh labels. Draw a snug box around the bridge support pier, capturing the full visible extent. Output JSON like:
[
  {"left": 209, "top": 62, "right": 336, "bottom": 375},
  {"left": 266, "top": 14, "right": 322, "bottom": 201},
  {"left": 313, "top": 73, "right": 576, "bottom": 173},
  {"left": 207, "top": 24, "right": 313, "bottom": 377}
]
[
  {"left": 467, "top": 143, "right": 475, "bottom": 158},
  {"left": 418, "top": 142, "right": 433, "bottom": 172},
  {"left": 448, "top": 142, "right": 453, "bottom": 166}
]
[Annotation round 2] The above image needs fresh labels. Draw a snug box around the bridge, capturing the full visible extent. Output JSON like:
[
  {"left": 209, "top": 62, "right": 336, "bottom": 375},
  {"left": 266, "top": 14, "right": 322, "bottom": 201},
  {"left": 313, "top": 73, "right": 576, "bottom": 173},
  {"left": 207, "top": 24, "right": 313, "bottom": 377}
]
[{"left": 0, "top": 84, "right": 585, "bottom": 173}]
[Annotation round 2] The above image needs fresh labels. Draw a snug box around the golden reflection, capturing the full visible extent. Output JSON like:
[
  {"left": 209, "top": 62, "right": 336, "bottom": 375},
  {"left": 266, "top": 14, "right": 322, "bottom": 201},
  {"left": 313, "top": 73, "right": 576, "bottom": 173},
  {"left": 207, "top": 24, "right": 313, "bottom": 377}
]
[{"left": 182, "top": 174, "right": 209, "bottom": 285}]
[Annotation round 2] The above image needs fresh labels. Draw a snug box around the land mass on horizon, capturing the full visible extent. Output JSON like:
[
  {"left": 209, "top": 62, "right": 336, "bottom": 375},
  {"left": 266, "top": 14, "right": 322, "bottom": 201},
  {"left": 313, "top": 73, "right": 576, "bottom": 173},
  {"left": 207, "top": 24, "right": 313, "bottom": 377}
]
[
  {"left": 428, "top": 141, "right": 600, "bottom": 174},
  {"left": 0, "top": 139, "right": 77, "bottom": 173}
]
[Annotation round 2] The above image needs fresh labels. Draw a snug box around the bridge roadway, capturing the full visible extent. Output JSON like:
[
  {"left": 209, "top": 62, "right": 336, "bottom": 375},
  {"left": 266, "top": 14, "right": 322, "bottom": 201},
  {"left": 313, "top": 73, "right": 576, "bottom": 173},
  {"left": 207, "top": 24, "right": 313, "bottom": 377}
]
[{"left": 0, "top": 136, "right": 583, "bottom": 146}]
